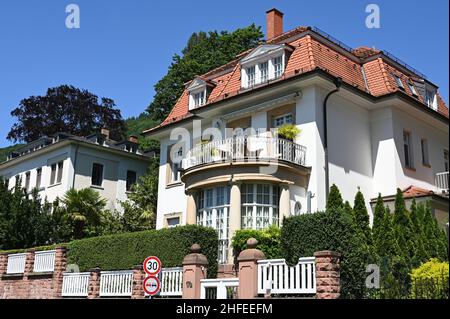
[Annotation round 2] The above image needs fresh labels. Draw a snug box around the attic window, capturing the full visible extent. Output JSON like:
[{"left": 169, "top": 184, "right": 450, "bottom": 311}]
[
  {"left": 188, "top": 78, "right": 210, "bottom": 110},
  {"left": 408, "top": 82, "right": 418, "bottom": 96},
  {"left": 425, "top": 88, "right": 437, "bottom": 110},
  {"left": 240, "top": 44, "right": 290, "bottom": 89},
  {"left": 393, "top": 74, "right": 405, "bottom": 90}
]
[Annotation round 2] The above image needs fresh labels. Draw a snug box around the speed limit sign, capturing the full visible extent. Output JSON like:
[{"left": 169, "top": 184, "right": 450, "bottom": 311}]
[{"left": 143, "top": 256, "right": 162, "bottom": 275}]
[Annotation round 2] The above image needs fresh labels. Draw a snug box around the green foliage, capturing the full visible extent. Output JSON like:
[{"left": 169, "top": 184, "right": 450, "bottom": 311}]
[
  {"left": 326, "top": 184, "right": 344, "bottom": 211},
  {"left": 0, "top": 177, "right": 56, "bottom": 250},
  {"left": 125, "top": 113, "right": 160, "bottom": 152},
  {"left": 281, "top": 209, "right": 371, "bottom": 298},
  {"left": 120, "top": 162, "right": 158, "bottom": 232},
  {"left": 8, "top": 85, "right": 127, "bottom": 143},
  {"left": 353, "top": 190, "right": 372, "bottom": 245},
  {"left": 232, "top": 226, "right": 282, "bottom": 260},
  {"left": 410, "top": 259, "right": 449, "bottom": 299},
  {"left": 0, "top": 144, "right": 24, "bottom": 163},
  {"left": 146, "top": 25, "right": 263, "bottom": 122},
  {"left": 54, "top": 188, "right": 108, "bottom": 240},
  {"left": 393, "top": 189, "right": 415, "bottom": 264},
  {"left": 66, "top": 225, "right": 218, "bottom": 277},
  {"left": 277, "top": 124, "right": 301, "bottom": 141}
]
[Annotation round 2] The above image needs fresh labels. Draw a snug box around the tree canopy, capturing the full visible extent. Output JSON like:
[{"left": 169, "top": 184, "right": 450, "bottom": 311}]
[
  {"left": 8, "top": 85, "right": 127, "bottom": 143},
  {"left": 146, "top": 24, "right": 264, "bottom": 122}
]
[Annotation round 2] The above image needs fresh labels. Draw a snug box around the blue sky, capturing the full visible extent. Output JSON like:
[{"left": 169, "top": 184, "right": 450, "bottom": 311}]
[{"left": 0, "top": 0, "right": 448, "bottom": 148}]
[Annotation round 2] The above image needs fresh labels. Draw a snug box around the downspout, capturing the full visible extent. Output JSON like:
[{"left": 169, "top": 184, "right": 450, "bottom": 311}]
[{"left": 323, "top": 77, "right": 342, "bottom": 201}]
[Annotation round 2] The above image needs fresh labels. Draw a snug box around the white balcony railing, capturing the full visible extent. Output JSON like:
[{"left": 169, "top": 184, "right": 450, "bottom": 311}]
[
  {"left": 33, "top": 250, "right": 56, "bottom": 272},
  {"left": 61, "top": 272, "right": 90, "bottom": 297},
  {"left": 182, "top": 136, "right": 307, "bottom": 170},
  {"left": 6, "top": 253, "right": 26, "bottom": 274},
  {"left": 436, "top": 172, "right": 449, "bottom": 192},
  {"left": 99, "top": 270, "right": 133, "bottom": 297}
]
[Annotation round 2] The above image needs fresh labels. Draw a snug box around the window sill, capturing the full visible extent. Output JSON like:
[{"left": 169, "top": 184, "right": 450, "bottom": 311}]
[
  {"left": 405, "top": 167, "right": 416, "bottom": 172},
  {"left": 166, "top": 181, "right": 183, "bottom": 189},
  {"left": 90, "top": 185, "right": 104, "bottom": 190},
  {"left": 422, "top": 163, "right": 432, "bottom": 168},
  {"left": 47, "top": 182, "right": 62, "bottom": 189}
]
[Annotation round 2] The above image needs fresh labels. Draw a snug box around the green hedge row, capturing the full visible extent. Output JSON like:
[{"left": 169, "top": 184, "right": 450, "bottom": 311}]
[
  {"left": 66, "top": 225, "right": 218, "bottom": 277},
  {"left": 0, "top": 243, "right": 68, "bottom": 254},
  {"left": 281, "top": 210, "right": 372, "bottom": 299},
  {"left": 232, "top": 226, "right": 282, "bottom": 260}
]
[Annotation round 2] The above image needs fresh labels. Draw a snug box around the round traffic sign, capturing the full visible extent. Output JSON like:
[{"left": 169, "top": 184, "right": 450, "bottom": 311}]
[
  {"left": 143, "top": 256, "right": 162, "bottom": 275},
  {"left": 143, "top": 275, "right": 160, "bottom": 296}
]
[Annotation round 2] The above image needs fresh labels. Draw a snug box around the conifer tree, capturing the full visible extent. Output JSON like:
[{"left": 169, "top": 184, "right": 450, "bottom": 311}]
[
  {"left": 392, "top": 189, "right": 415, "bottom": 263},
  {"left": 353, "top": 190, "right": 372, "bottom": 245},
  {"left": 372, "top": 194, "right": 386, "bottom": 257},
  {"left": 326, "top": 184, "right": 344, "bottom": 212}
]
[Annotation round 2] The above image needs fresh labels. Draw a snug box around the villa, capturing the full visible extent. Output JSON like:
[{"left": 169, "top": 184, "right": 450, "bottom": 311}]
[{"left": 143, "top": 9, "right": 449, "bottom": 266}]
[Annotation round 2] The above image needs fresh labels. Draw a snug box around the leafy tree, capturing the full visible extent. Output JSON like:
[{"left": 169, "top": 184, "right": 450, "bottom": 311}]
[
  {"left": 56, "top": 188, "right": 108, "bottom": 240},
  {"left": 0, "top": 178, "right": 55, "bottom": 250},
  {"left": 120, "top": 160, "right": 159, "bottom": 231},
  {"left": 146, "top": 25, "right": 264, "bottom": 122},
  {"left": 353, "top": 190, "right": 372, "bottom": 245},
  {"left": 326, "top": 184, "right": 344, "bottom": 212},
  {"left": 8, "top": 85, "right": 127, "bottom": 143}
]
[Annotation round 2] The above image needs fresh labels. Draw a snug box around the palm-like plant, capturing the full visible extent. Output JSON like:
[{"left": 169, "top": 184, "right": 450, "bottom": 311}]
[{"left": 61, "top": 188, "right": 107, "bottom": 239}]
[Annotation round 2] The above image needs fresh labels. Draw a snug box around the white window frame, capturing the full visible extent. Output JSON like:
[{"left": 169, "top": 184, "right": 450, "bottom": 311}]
[
  {"left": 241, "top": 184, "right": 279, "bottom": 230},
  {"left": 241, "top": 48, "right": 286, "bottom": 89},
  {"left": 272, "top": 113, "right": 293, "bottom": 128},
  {"left": 408, "top": 82, "right": 418, "bottom": 96},
  {"left": 425, "top": 88, "right": 437, "bottom": 110},
  {"left": 188, "top": 87, "right": 207, "bottom": 110},
  {"left": 49, "top": 161, "right": 64, "bottom": 186},
  {"left": 196, "top": 186, "right": 230, "bottom": 240},
  {"left": 393, "top": 74, "right": 405, "bottom": 89}
]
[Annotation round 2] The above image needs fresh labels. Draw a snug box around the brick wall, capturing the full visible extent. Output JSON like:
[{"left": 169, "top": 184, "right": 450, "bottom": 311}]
[{"left": 0, "top": 247, "right": 66, "bottom": 299}]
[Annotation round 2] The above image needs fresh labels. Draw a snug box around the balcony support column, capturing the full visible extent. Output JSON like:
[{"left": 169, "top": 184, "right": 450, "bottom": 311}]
[
  {"left": 228, "top": 182, "right": 242, "bottom": 262},
  {"left": 279, "top": 184, "right": 290, "bottom": 226},
  {"left": 186, "top": 190, "right": 197, "bottom": 225}
]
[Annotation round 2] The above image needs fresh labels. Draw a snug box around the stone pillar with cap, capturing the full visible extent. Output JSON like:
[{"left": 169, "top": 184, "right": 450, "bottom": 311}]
[
  {"left": 314, "top": 250, "right": 341, "bottom": 299},
  {"left": 182, "top": 244, "right": 208, "bottom": 299},
  {"left": 237, "top": 238, "right": 266, "bottom": 299}
]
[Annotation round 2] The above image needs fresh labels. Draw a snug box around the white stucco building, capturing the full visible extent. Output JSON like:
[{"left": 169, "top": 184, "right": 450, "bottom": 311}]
[
  {"left": 0, "top": 130, "right": 153, "bottom": 212},
  {"left": 143, "top": 9, "right": 449, "bottom": 265}
]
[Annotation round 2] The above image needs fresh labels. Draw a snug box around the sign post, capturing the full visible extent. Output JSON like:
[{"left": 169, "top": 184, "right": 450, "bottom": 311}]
[{"left": 143, "top": 256, "right": 162, "bottom": 298}]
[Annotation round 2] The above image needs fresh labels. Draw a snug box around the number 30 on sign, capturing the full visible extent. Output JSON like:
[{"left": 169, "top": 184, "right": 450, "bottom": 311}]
[{"left": 143, "top": 256, "right": 162, "bottom": 275}]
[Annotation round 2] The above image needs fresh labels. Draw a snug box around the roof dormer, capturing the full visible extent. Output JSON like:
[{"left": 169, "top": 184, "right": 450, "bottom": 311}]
[
  {"left": 188, "top": 78, "right": 215, "bottom": 110},
  {"left": 240, "top": 44, "right": 292, "bottom": 89}
]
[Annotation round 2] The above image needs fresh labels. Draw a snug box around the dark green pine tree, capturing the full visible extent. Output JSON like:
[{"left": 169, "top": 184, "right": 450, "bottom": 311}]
[
  {"left": 409, "top": 199, "right": 428, "bottom": 265},
  {"left": 392, "top": 188, "right": 415, "bottom": 263},
  {"left": 353, "top": 190, "right": 372, "bottom": 245},
  {"left": 343, "top": 200, "right": 354, "bottom": 220},
  {"left": 326, "top": 184, "right": 344, "bottom": 212},
  {"left": 421, "top": 201, "right": 448, "bottom": 261},
  {"left": 372, "top": 194, "right": 386, "bottom": 257}
]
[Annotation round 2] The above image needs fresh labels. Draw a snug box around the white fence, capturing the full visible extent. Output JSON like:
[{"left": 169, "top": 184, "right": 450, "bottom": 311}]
[
  {"left": 99, "top": 270, "right": 133, "bottom": 297},
  {"left": 33, "top": 250, "right": 56, "bottom": 272},
  {"left": 6, "top": 253, "right": 26, "bottom": 274},
  {"left": 61, "top": 272, "right": 90, "bottom": 297},
  {"left": 159, "top": 267, "right": 183, "bottom": 297},
  {"left": 257, "top": 257, "right": 316, "bottom": 295},
  {"left": 200, "top": 278, "right": 239, "bottom": 299}
]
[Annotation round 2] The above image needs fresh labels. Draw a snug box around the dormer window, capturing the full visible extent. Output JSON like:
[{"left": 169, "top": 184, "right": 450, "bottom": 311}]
[
  {"left": 408, "top": 81, "right": 418, "bottom": 96},
  {"left": 425, "top": 89, "right": 437, "bottom": 110},
  {"left": 393, "top": 74, "right": 405, "bottom": 90},
  {"left": 240, "top": 44, "right": 291, "bottom": 89},
  {"left": 188, "top": 78, "right": 213, "bottom": 110}
]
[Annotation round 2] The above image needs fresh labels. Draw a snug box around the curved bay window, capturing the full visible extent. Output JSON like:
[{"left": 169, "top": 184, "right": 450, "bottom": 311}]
[
  {"left": 196, "top": 186, "right": 230, "bottom": 263},
  {"left": 241, "top": 184, "right": 280, "bottom": 230}
]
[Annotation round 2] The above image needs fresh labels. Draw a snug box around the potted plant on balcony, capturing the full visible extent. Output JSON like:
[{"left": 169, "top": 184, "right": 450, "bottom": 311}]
[{"left": 277, "top": 124, "right": 301, "bottom": 142}]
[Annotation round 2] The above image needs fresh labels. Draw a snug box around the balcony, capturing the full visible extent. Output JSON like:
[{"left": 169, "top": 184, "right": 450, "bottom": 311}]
[
  {"left": 182, "top": 136, "right": 307, "bottom": 171},
  {"left": 435, "top": 171, "right": 449, "bottom": 194}
]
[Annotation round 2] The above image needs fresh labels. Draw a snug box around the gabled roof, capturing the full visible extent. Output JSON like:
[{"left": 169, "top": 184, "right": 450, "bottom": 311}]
[
  {"left": 240, "top": 44, "right": 290, "bottom": 64},
  {"left": 143, "top": 26, "right": 449, "bottom": 135}
]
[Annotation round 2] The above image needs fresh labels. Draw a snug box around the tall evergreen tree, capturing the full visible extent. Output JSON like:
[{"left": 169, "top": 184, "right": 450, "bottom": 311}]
[
  {"left": 353, "top": 190, "right": 372, "bottom": 245},
  {"left": 421, "top": 201, "right": 448, "bottom": 261},
  {"left": 326, "top": 184, "right": 344, "bottom": 212},
  {"left": 409, "top": 199, "right": 428, "bottom": 265},
  {"left": 372, "top": 194, "right": 386, "bottom": 257},
  {"left": 392, "top": 188, "right": 415, "bottom": 263}
]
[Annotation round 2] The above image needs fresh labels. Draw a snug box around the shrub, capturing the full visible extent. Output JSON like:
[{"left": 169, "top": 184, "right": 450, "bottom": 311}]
[
  {"left": 67, "top": 225, "right": 218, "bottom": 277},
  {"left": 281, "top": 209, "right": 371, "bottom": 298},
  {"left": 410, "top": 259, "right": 449, "bottom": 299},
  {"left": 277, "top": 124, "right": 301, "bottom": 141},
  {"left": 232, "top": 226, "right": 281, "bottom": 260}
]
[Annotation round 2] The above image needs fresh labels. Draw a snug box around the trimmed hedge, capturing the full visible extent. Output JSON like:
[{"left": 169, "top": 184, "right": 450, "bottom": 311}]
[
  {"left": 410, "top": 258, "right": 449, "bottom": 299},
  {"left": 67, "top": 225, "right": 218, "bottom": 277},
  {"left": 0, "top": 243, "right": 68, "bottom": 254},
  {"left": 232, "top": 226, "right": 282, "bottom": 260},
  {"left": 281, "top": 210, "right": 372, "bottom": 299}
]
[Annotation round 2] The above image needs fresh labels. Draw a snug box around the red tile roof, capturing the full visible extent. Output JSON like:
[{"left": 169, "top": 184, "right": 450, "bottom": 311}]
[
  {"left": 144, "top": 26, "right": 449, "bottom": 134},
  {"left": 401, "top": 185, "right": 435, "bottom": 199}
]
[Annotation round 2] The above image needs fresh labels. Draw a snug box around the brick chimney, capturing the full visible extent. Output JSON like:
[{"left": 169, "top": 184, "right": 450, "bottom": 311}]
[
  {"left": 100, "top": 128, "right": 110, "bottom": 139},
  {"left": 128, "top": 135, "right": 138, "bottom": 143},
  {"left": 266, "top": 8, "right": 284, "bottom": 40}
]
